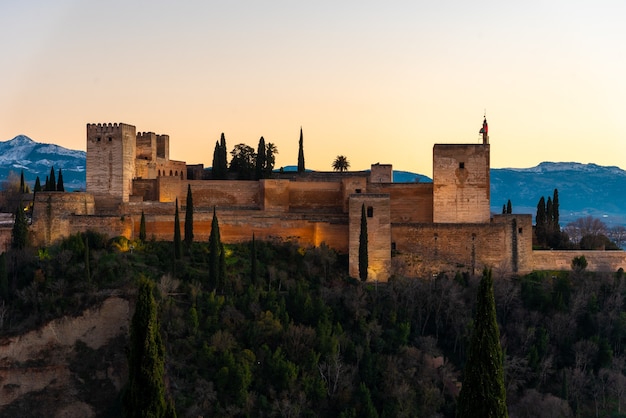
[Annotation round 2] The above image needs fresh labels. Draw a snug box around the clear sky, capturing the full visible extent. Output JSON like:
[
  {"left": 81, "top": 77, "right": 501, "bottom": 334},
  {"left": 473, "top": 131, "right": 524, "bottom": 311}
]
[{"left": 1, "top": 1, "right": 625, "bottom": 174}]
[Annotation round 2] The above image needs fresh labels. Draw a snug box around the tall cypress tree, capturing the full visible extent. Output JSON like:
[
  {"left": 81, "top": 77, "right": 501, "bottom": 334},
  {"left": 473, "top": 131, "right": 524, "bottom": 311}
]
[
  {"left": 34, "top": 176, "right": 41, "bottom": 193},
  {"left": 139, "top": 211, "right": 147, "bottom": 242},
  {"left": 297, "top": 127, "right": 305, "bottom": 173},
  {"left": 546, "top": 197, "right": 553, "bottom": 232},
  {"left": 184, "top": 184, "right": 194, "bottom": 247},
  {"left": 56, "top": 169, "right": 64, "bottom": 191},
  {"left": 12, "top": 204, "right": 28, "bottom": 250},
  {"left": 535, "top": 196, "right": 547, "bottom": 247},
  {"left": 212, "top": 140, "right": 223, "bottom": 179},
  {"left": 49, "top": 167, "right": 56, "bottom": 192},
  {"left": 84, "top": 234, "right": 91, "bottom": 282},
  {"left": 250, "top": 234, "right": 257, "bottom": 285},
  {"left": 552, "top": 189, "right": 560, "bottom": 232},
  {"left": 0, "top": 252, "right": 8, "bottom": 300},
  {"left": 173, "top": 198, "right": 182, "bottom": 260},
  {"left": 124, "top": 277, "right": 167, "bottom": 417},
  {"left": 359, "top": 203, "right": 368, "bottom": 281},
  {"left": 208, "top": 207, "right": 221, "bottom": 289},
  {"left": 255, "top": 136, "right": 266, "bottom": 180},
  {"left": 219, "top": 133, "right": 228, "bottom": 178},
  {"left": 506, "top": 199, "right": 512, "bottom": 214},
  {"left": 457, "top": 268, "right": 508, "bottom": 418},
  {"left": 44, "top": 175, "right": 49, "bottom": 192},
  {"left": 19, "top": 170, "right": 25, "bottom": 194}
]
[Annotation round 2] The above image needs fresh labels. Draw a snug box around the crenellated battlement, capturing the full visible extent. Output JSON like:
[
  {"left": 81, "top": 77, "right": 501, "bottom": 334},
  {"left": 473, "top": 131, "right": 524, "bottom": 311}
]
[
  {"left": 87, "top": 122, "right": 134, "bottom": 135},
  {"left": 136, "top": 131, "right": 156, "bottom": 140}
]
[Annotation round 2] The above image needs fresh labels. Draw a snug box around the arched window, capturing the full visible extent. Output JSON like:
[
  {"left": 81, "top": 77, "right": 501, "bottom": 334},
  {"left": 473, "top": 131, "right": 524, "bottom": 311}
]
[
  {"left": 169, "top": 170, "right": 173, "bottom": 176},
  {"left": 158, "top": 170, "right": 161, "bottom": 177}
]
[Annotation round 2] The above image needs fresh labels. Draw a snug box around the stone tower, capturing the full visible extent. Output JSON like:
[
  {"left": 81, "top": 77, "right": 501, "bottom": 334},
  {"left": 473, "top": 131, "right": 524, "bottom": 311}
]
[
  {"left": 348, "top": 194, "right": 391, "bottom": 281},
  {"left": 432, "top": 118, "right": 491, "bottom": 223},
  {"left": 86, "top": 123, "right": 137, "bottom": 210}
]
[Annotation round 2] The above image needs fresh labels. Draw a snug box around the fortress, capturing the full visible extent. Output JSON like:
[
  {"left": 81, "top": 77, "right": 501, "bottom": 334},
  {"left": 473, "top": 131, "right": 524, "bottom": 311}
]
[{"left": 28, "top": 120, "right": 626, "bottom": 279}]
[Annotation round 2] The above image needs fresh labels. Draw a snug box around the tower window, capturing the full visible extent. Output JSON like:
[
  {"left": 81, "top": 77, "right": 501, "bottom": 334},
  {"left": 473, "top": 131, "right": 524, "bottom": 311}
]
[
  {"left": 367, "top": 206, "right": 374, "bottom": 217},
  {"left": 108, "top": 136, "right": 112, "bottom": 142},
  {"left": 96, "top": 137, "right": 101, "bottom": 142},
  {"left": 459, "top": 162, "right": 465, "bottom": 169},
  {"left": 518, "top": 227, "right": 523, "bottom": 234},
  {"left": 355, "top": 188, "right": 362, "bottom": 194}
]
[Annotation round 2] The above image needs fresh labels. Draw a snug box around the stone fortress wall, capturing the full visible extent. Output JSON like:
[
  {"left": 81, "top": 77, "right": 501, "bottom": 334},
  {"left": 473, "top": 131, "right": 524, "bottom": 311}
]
[{"left": 28, "top": 121, "right": 625, "bottom": 280}]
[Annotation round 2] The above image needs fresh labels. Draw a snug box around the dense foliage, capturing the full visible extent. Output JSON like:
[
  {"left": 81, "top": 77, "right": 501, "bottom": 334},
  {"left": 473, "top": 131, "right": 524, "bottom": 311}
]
[{"left": 1, "top": 229, "right": 626, "bottom": 417}]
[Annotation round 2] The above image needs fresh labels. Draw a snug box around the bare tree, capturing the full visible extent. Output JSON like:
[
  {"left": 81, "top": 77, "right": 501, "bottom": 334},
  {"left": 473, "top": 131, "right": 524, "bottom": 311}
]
[{"left": 564, "top": 216, "right": 607, "bottom": 244}]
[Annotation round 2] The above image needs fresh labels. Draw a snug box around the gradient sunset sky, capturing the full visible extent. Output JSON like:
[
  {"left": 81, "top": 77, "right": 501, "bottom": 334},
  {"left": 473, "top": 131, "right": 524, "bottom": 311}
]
[{"left": 1, "top": 1, "right": 625, "bottom": 174}]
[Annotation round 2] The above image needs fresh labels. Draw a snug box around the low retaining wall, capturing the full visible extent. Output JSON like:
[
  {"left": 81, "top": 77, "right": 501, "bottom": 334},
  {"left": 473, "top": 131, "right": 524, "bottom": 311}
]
[{"left": 532, "top": 250, "right": 626, "bottom": 272}]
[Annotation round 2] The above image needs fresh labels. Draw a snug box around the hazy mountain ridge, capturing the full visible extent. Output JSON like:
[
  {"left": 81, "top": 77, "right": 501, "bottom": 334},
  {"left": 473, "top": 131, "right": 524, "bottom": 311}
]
[{"left": 1, "top": 135, "right": 624, "bottom": 226}]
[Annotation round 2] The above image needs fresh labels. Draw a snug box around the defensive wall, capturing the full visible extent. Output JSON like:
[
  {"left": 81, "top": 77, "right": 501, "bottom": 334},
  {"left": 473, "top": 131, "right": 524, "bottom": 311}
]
[
  {"left": 391, "top": 214, "right": 534, "bottom": 277},
  {"left": 23, "top": 121, "right": 625, "bottom": 279},
  {"left": 532, "top": 250, "right": 626, "bottom": 272}
]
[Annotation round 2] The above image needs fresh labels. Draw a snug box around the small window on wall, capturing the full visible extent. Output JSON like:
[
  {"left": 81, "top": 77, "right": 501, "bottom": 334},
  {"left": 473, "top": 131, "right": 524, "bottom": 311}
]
[
  {"left": 355, "top": 189, "right": 362, "bottom": 194},
  {"left": 459, "top": 162, "right": 465, "bottom": 169},
  {"left": 108, "top": 137, "right": 112, "bottom": 142},
  {"left": 391, "top": 242, "right": 396, "bottom": 250},
  {"left": 367, "top": 206, "right": 374, "bottom": 217},
  {"left": 96, "top": 137, "right": 101, "bottom": 142},
  {"left": 518, "top": 227, "right": 523, "bottom": 234}
]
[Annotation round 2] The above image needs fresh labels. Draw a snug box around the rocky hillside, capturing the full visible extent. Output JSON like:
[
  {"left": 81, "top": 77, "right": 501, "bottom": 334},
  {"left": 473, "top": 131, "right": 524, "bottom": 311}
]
[{"left": 0, "top": 297, "right": 130, "bottom": 417}]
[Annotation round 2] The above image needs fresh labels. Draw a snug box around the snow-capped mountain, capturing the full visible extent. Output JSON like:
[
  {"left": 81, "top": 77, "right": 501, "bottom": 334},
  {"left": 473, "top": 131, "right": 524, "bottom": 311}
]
[{"left": 0, "top": 135, "right": 86, "bottom": 190}]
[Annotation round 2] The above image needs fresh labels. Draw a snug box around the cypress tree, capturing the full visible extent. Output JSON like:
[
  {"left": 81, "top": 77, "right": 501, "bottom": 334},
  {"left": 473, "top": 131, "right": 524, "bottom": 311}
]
[
  {"left": 34, "top": 176, "right": 41, "bottom": 193},
  {"left": 250, "top": 234, "right": 257, "bottom": 285},
  {"left": 49, "top": 167, "right": 56, "bottom": 192},
  {"left": 44, "top": 175, "right": 49, "bottom": 191},
  {"left": 359, "top": 203, "right": 368, "bottom": 281},
  {"left": 457, "top": 268, "right": 508, "bottom": 418},
  {"left": 535, "top": 196, "right": 547, "bottom": 247},
  {"left": 0, "top": 252, "right": 8, "bottom": 300},
  {"left": 124, "top": 277, "right": 167, "bottom": 417},
  {"left": 11, "top": 204, "right": 28, "bottom": 250},
  {"left": 208, "top": 207, "right": 221, "bottom": 289},
  {"left": 546, "top": 197, "right": 553, "bottom": 232},
  {"left": 212, "top": 140, "right": 222, "bottom": 179},
  {"left": 255, "top": 136, "right": 266, "bottom": 180},
  {"left": 297, "top": 127, "right": 305, "bottom": 173},
  {"left": 84, "top": 234, "right": 90, "bottom": 282},
  {"left": 552, "top": 189, "right": 560, "bottom": 232},
  {"left": 139, "top": 211, "right": 147, "bottom": 242},
  {"left": 184, "top": 184, "right": 194, "bottom": 247},
  {"left": 506, "top": 199, "right": 512, "bottom": 214},
  {"left": 219, "top": 133, "right": 228, "bottom": 179},
  {"left": 502, "top": 204, "right": 506, "bottom": 214},
  {"left": 56, "top": 169, "right": 64, "bottom": 191},
  {"left": 19, "top": 170, "right": 25, "bottom": 194},
  {"left": 219, "top": 243, "right": 226, "bottom": 292},
  {"left": 173, "top": 198, "right": 182, "bottom": 260}
]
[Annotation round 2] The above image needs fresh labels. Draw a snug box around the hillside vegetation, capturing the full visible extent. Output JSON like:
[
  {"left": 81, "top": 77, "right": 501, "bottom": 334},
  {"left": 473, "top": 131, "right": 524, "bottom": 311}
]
[{"left": 1, "top": 233, "right": 626, "bottom": 417}]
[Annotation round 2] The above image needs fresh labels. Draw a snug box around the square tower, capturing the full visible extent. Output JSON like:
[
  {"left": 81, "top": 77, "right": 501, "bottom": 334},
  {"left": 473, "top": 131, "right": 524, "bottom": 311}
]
[
  {"left": 86, "top": 123, "right": 137, "bottom": 207},
  {"left": 432, "top": 144, "right": 490, "bottom": 223},
  {"left": 348, "top": 194, "right": 391, "bottom": 281}
]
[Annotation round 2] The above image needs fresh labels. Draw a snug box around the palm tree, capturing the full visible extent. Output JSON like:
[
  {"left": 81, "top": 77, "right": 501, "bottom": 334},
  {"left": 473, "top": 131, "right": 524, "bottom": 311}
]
[{"left": 332, "top": 155, "right": 350, "bottom": 172}]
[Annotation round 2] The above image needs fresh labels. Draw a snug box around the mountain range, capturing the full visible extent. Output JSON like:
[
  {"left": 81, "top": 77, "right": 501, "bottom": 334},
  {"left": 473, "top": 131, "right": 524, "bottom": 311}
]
[{"left": 1, "top": 135, "right": 624, "bottom": 227}]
